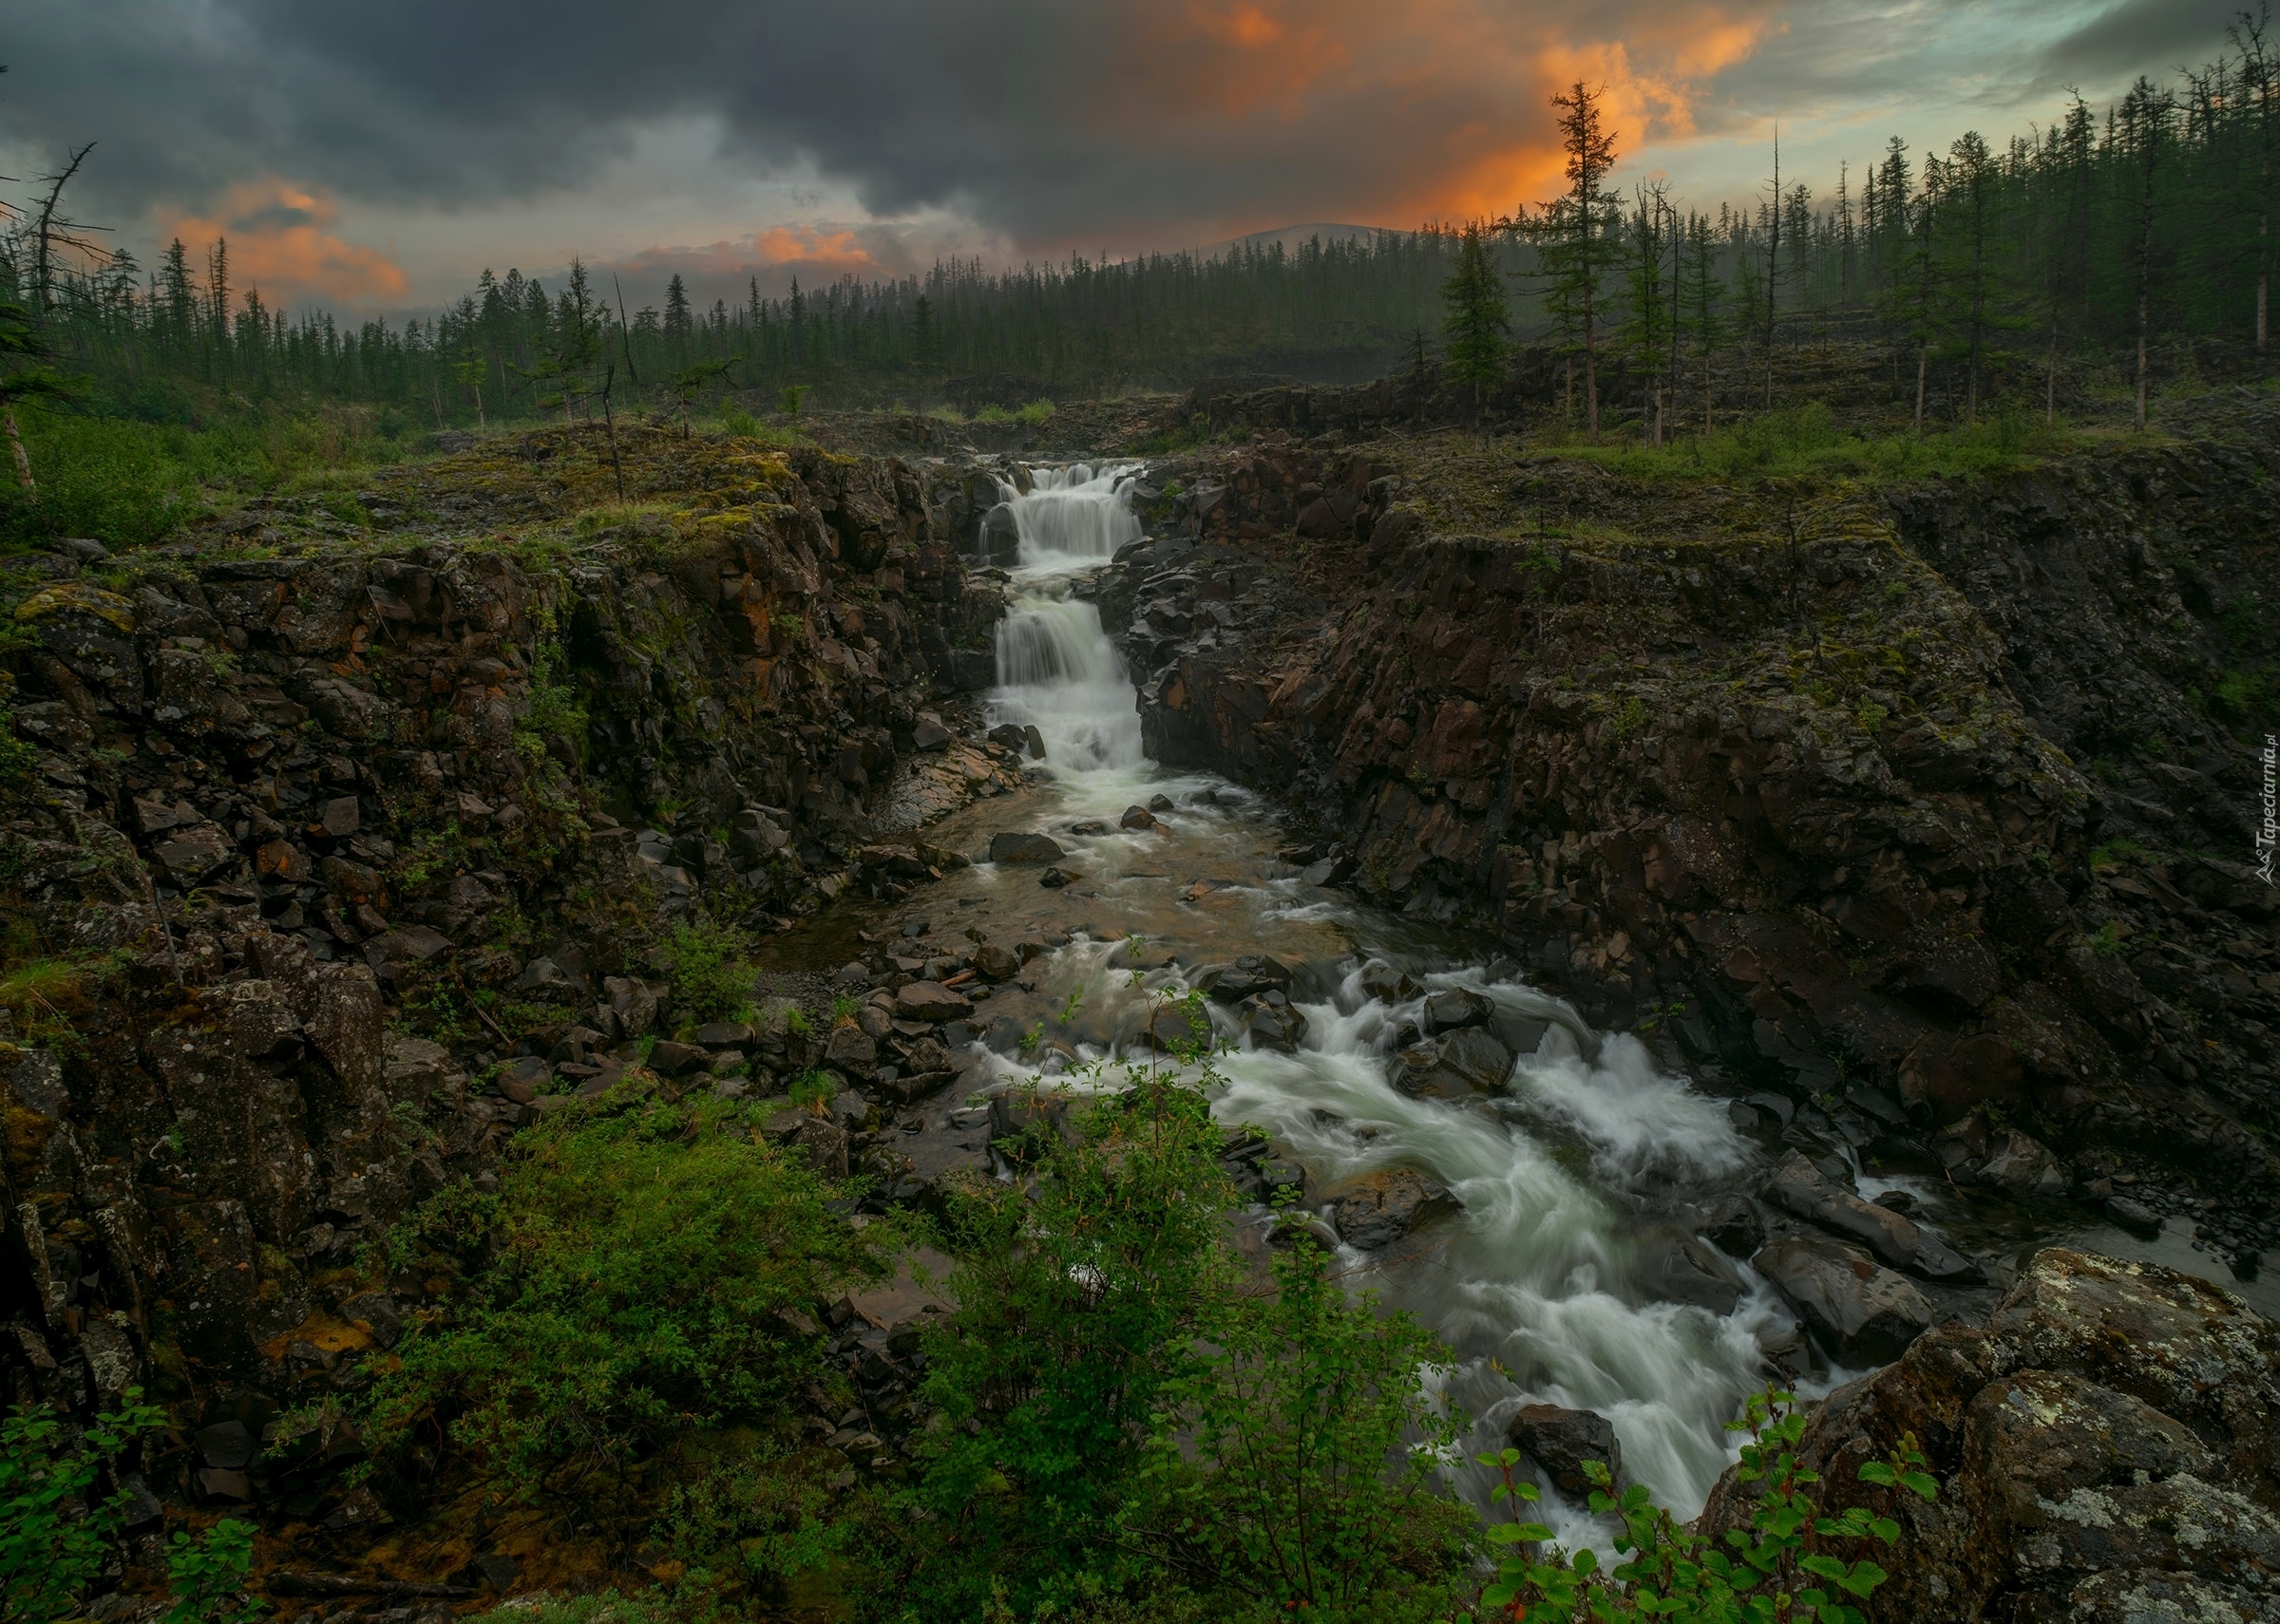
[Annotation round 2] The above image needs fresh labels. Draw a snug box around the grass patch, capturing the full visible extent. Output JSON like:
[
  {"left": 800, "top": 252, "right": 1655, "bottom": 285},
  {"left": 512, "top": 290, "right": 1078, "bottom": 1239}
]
[
  {"left": 1543, "top": 401, "right": 2095, "bottom": 486},
  {"left": 0, "top": 402, "right": 417, "bottom": 551}
]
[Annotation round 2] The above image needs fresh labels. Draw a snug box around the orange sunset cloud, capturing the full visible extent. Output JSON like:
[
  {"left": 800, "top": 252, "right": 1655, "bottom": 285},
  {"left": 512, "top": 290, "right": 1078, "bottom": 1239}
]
[{"left": 159, "top": 180, "right": 408, "bottom": 304}]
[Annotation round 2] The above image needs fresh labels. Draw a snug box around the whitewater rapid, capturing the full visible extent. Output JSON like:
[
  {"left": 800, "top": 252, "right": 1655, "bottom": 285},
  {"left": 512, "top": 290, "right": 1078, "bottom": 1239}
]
[{"left": 968, "top": 463, "right": 1796, "bottom": 1535}]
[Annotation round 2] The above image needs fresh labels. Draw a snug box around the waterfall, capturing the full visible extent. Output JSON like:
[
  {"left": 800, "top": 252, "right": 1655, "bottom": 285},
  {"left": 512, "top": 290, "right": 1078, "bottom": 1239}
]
[
  {"left": 986, "top": 463, "right": 1147, "bottom": 774},
  {"left": 960, "top": 459, "right": 1799, "bottom": 1537}
]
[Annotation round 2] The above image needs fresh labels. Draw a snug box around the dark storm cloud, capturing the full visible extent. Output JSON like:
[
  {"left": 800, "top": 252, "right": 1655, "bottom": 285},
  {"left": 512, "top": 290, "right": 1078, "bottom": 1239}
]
[
  {"left": 8, "top": 0, "right": 1755, "bottom": 245},
  {"left": 2046, "top": 0, "right": 2250, "bottom": 80},
  {"left": 4, "top": 0, "right": 2255, "bottom": 263}
]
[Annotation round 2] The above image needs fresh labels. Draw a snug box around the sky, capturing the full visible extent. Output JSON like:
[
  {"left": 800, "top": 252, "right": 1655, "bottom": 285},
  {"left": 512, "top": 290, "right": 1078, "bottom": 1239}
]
[{"left": 0, "top": 0, "right": 2253, "bottom": 319}]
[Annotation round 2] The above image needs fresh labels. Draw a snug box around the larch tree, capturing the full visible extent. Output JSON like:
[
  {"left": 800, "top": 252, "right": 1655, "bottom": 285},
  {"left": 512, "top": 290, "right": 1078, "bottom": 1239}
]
[{"left": 1532, "top": 80, "right": 1619, "bottom": 440}]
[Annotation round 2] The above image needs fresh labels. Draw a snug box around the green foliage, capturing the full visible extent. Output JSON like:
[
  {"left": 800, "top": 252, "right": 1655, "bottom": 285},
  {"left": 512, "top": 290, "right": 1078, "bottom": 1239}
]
[
  {"left": 788, "top": 1068, "right": 837, "bottom": 1109},
  {"left": 1440, "top": 223, "right": 1512, "bottom": 406},
  {"left": 358, "top": 1090, "right": 882, "bottom": 1518},
  {"left": 660, "top": 917, "right": 756, "bottom": 1024},
  {"left": 1552, "top": 400, "right": 2088, "bottom": 483},
  {"left": 469, "top": 1594, "right": 682, "bottom": 1624},
  {"left": 1135, "top": 1238, "right": 1473, "bottom": 1615},
  {"left": 1464, "top": 1392, "right": 1939, "bottom": 1624},
  {"left": 779, "top": 385, "right": 810, "bottom": 418},
  {"left": 0, "top": 404, "right": 401, "bottom": 551},
  {"left": 162, "top": 1518, "right": 264, "bottom": 1624},
  {"left": 0, "top": 1389, "right": 167, "bottom": 1623},
  {"left": 1607, "top": 696, "right": 1650, "bottom": 740}
]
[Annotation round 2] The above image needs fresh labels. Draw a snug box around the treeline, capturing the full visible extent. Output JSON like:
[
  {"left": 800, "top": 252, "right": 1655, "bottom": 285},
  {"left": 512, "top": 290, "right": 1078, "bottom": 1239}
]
[{"left": 4, "top": 14, "right": 2274, "bottom": 429}]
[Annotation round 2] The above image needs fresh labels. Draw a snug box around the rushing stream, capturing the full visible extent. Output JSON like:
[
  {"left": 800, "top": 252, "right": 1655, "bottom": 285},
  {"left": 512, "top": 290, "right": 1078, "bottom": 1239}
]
[
  {"left": 770, "top": 461, "right": 2270, "bottom": 1539},
  {"left": 957, "top": 462, "right": 1780, "bottom": 1534}
]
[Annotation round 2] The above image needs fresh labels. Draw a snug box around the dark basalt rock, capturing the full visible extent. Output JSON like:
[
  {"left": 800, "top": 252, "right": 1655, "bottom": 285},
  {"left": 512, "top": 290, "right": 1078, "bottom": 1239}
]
[
  {"left": 1508, "top": 1403, "right": 1623, "bottom": 1498},
  {"left": 1697, "top": 1249, "right": 2280, "bottom": 1623}
]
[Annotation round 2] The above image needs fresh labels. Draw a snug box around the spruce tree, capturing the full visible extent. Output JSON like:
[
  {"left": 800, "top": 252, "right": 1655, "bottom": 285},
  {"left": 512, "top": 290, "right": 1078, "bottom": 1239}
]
[
  {"left": 1439, "top": 222, "right": 1510, "bottom": 419},
  {"left": 1532, "top": 81, "right": 1620, "bottom": 440}
]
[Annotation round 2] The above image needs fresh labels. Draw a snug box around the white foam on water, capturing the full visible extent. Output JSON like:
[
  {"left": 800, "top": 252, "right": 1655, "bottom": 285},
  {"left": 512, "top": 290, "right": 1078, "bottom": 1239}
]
[{"left": 968, "top": 469, "right": 1790, "bottom": 1529}]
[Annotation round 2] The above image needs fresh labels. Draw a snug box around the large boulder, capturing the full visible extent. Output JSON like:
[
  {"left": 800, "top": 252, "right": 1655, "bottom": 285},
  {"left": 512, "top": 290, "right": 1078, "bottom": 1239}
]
[
  {"left": 1322, "top": 1167, "right": 1456, "bottom": 1251},
  {"left": 1390, "top": 1027, "right": 1515, "bottom": 1099},
  {"left": 1698, "top": 1250, "right": 2280, "bottom": 1623},
  {"left": 1508, "top": 1404, "right": 1623, "bottom": 1498},
  {"left": 1763, "top": 1153, "right": 1978, "bottom": 1281},
  {"left": 1751, "top": 1235, "right": 1934, "bottom": 1361}
]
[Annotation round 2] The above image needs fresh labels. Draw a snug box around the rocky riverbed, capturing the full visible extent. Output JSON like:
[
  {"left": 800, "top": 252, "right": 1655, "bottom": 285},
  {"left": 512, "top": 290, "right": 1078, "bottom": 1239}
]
[{"left": 1, "top": 398, "right": 2274, "bottom": 1617}]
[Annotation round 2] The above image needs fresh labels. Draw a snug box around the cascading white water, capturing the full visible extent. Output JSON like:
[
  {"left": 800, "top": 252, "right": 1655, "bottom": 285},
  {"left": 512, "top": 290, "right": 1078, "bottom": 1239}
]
[
  {"left": 969, "top": 460, "right": 1798, "bottom": 1534},
  {"left": 986, "top": 463, "right": 1148, "bottom": 773}
]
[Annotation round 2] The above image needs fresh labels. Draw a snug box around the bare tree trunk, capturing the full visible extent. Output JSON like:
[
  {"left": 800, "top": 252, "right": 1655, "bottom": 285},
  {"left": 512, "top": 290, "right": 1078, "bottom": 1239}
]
[
  {"left": 1914, "top": 344, "right": 1928, "bottom": 437},
  {"left": 5, "top": 411, "right": 37, "bottom": 503},
  {"left": 600, "top": 366, "right": 627, "bottom": 503}
]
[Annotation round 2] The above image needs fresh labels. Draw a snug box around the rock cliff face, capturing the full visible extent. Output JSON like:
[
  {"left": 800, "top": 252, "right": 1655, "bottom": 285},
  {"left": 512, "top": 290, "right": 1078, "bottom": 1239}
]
[
  {"left": 0, "top": 426, "right": 1006, "bottom": 1426},
  {"left": 1128, "top": 396, "right": 2279, "bottom": 1238},
  {"left": 1697, "top": 1248, "right": 2280, "bottom": 1623}
]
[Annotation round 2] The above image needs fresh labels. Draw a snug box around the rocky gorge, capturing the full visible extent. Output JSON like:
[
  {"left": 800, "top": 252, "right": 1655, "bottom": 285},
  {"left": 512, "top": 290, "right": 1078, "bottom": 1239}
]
[{"left": 0, "top": 390, "right": 2274, "bottom": 1620}]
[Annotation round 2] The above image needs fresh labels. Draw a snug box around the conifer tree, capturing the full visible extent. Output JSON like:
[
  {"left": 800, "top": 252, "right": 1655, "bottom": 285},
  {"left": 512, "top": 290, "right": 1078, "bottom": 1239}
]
[
  {"left": 1532, "top": 80, "right": 1620, "bottom": 440},
  {"left": 1438, "top": 222, "right": 1510, "bottom": 418}
]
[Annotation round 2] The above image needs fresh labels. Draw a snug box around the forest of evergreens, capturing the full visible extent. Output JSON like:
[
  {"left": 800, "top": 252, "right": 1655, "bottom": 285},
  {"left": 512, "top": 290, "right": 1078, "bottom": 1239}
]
[{"left": 3, "top": 18, "right": 2276, "bottom": 431}]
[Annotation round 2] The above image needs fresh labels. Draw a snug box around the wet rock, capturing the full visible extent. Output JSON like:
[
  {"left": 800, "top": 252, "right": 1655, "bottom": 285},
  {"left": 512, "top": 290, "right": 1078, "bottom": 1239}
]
[
  {"left": 2104, "top": 1195, "right": 2162, "bottom": 1237},
  {"left": 987, "top": 722, "right": 1028, "bottom": 751},
  {"left": 971, "top": 942, "right": 1021, "bottom": 980},
  {"left": 1357, "top": 961, "right": 1420, "bottom": 1003},
  {"left": 1120, "top": 804, "right": 1156, "bottom": 830},
  {"left": 1240, "top": 997, "right": 1307, "bottom": 1052},
  {"left": 989, "top": 830, "right": 1064, "bottom": 864},
  {"left": 912, "top": 715, "right": 952, "bottom": 751},
  {"left": 1202, "top": 954, "right": 1292, "bottom": 1003},
  {"left": 1699, "top": 1249, "right": 2280, "bottom": 1624},
  {"left": 1979, "top": 1127, "right": 2068, "bottom": 1197},
  {"left": 893, "top": 982, "right": 973, "bottom": 1023},
  {"left": 1763, "top": 1152, "right": 1978, "bottom": 1282},
  {"left": 1509, "top": 1404, "right": 1623, "bottom": 1498},
  {"left": 1750, "top": 1235, "right": 1934, "bottom": 1361},
  {"left": 1390, "top": 1027, "right": 1515, "bottom": 1099},
  {"left": 1637, "top": 1224, "right": 1749, "bottom": 1314},
  {"left": 1147, "top": 1001, "right": 1212, "bottom": 1050},
  {"left": 1148, "top": 793, "right": 1173, "bottom": 812},
  {"left": 1301, "top": 855, "right": 1358, "bottom": 886},
  {"left": 196, "top": 1419, "right": 257, "bottom": 1470},
  {"left": 1322, "top": 1167, "right": 1456, "bottom": 1250},
  {"left": 1038, "top": 865, "right": 1077, "bottom": 888},
  {"left": 1422, "top": 987, "right": 1493, "bottom": 1033},
  {"left": 1700, "top": 1193, "right": 1767, "bottom": 1257}
]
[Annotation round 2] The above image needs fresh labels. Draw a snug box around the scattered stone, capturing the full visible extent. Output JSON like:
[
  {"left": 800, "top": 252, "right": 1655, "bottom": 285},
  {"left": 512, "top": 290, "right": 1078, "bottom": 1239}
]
[
  {"left": 1636, "top": 1224, "right": 1749, "bottom": 1314},
  {"left": 893, "top": 982, "right": 973, "bottom": 1023},
  {"left": 912, "top": 715, "right": 952, "bottom": 751},
  {"left": 989, "top": 831, "right": 1065, "bottom": 864},
  {"left": 1119, "top": 804, "right": 1156, "bottom": 830},
  {"left": 694, "top": 1021, "right": 753, "bottom": 1049},
  {"left": 647, "top": 1040, "right": 709, "bottom": 1076},
  {"left": 1700, "top": 1193, "right": 1767, "bottom": 1257},
  {"left": 1148, "top": 793, "right": 1173, "bottom": 812},
  {"left": 2105, "top": 1195, "right": 2163, "bottom": 1237},
  {"left": 1038, "top": 866, "right": 1077, "bottom": 888}
]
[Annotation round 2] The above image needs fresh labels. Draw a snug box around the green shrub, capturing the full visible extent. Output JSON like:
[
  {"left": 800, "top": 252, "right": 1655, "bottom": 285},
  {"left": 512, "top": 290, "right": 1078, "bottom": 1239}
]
[
  {"left": 0, "top": 1389, "right": 166, "bottom": 1623},
  {"left": 162, "top": 1518, "right": 263, "bottom": 1624},
  {"left": 359, "top": 1090, "right": 883, "bottom": 1520},
  {"left": 1466, "top": 1390, "right": 1938, "bottom": 1624},
  {"left": 660, "top": 917, "right": 755, "bottom": 1024},
  {"left": 1134, "top": 1237, "right": 1474, "bottom": 1616}
]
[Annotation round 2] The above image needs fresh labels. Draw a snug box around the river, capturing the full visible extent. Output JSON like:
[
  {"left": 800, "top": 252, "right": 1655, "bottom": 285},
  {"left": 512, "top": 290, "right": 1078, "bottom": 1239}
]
[{"left": 769, "top": 460, "right": 2274, "bottom": 1540}]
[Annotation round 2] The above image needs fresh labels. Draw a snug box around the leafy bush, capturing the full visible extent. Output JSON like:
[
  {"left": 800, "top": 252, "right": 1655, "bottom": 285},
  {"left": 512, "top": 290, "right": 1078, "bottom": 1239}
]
[
  {"left": 1135, "top": 1237, "right": 1474, "bottom": 1617},
  {"left": 659, "top": 917, "right": 755, "bottom": 1024},
  {"left": 360, "top": 1090, "right": 883, "bottom": 1522},
  {"left": 162, "top": 1518, "right": 263, "bottom": 1623},
  {"left": 1465, "top": 1390, "right": 1938, "bottom": 1624},
  {"left": 0, "top": 1390, "right": 166, "bottom": 1623}
]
